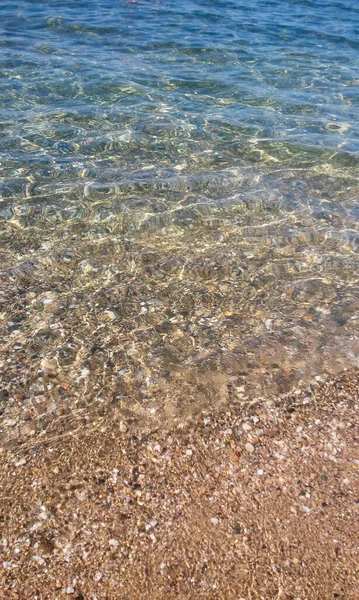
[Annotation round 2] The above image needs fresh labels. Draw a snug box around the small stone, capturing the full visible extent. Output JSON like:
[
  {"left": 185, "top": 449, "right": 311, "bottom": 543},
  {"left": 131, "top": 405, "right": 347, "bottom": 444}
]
[
  {"left": 145, "top": 520, "right": 158, "bottom": 531},
  {"left": 66, "top": 587, "right": 75, "bottom": 595},
  {"left": 211, "top": 517, "right": 219, "bottom": 525},
  {"left": 249, "top": 436, "right": 260, "bottom": 446},
  {"left": 42, "top": 293, "right": 58, "bottom": 305},
  {"left": 186, "top": 449, "right": 193, "bottom": 456},
  {"left": 20, "top": 426, "right": 36, "bottom": 438},
  {"left": 76, "top": 368, "right": 90, "bottom": 381},
  {"left": 119, "top": 421, "right": 128, "bottom": 433},
  {"left": 242, "top": 422, "right": 252, "bottom": 432},
  {"left": 245, "top": 443, "right": 255, "bottom": 453},
  {"left": 0, "top": 389, "right": 9, "bottom": 402},
  {"left": 41, "top": 359, "right": 57, "bottom": 372},
  {"left": 255, "top": 428, "right": 264, "bottom": 437},
  {"left": 233, "top": 523, "right": 242, "bottom": 534},
  {"left": 103, "top": 310, "right": 116, "bottom": 321},
  {"left": 80, "top": 261, "right": 98, "bottom": 275}
]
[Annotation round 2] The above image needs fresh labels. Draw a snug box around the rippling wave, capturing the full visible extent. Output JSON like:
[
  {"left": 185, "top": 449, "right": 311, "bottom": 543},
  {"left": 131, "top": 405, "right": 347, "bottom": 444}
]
[{"left": 1, "top": 0, "right": 359, "bottom": 432}]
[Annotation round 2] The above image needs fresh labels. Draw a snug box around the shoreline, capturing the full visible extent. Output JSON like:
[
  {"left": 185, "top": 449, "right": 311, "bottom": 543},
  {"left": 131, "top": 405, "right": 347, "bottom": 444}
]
[
  {"left": 2, "top": 210, "right": 358, "bottom": 451},
  {"left": 1, "top": 0, "right": 359, "bottom": 597},
  {"left": 1, "top": 368, "right": 358, "bottom": 598}
]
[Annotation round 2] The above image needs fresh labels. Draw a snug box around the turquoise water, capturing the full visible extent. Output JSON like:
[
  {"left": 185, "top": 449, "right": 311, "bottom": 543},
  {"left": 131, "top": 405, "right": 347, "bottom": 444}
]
[
  {"left": 1, "top": 0, "right": 359, "bottom": 425},
  {"left": 1, "top": 0, "right": 359, "bottom": 222}
]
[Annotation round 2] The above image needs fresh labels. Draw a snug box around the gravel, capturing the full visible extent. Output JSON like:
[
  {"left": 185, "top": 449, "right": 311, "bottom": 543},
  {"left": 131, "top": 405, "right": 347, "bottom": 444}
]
[{"left": 1, "top": 370, "right": 359, "bottom": 598}]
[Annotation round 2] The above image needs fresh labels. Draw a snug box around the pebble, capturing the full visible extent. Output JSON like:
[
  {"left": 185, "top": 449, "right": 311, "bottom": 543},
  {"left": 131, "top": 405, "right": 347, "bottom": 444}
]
[
  {"left": 104, "top": 310, "right": 116, "bottom": 321},
  {"left": 242, "top": 422, "right": 252, "bottom": 432},
  {"left": 145, "top": 520, "right": 158, "bottom": 532},
  {"left": 245, "top": 443, "right": 255, "bottom": 453},
  {"left": 20, "top": 426, "right": 36, "bottom": 438},
  {"left": 211, "top": 517, "right": 219, "bottom": 525},
  {"left": 40, "top": 358, "right": 57, "bottom": 372},
  {"left": 119, "top": 421, "right": 128, "bottom": 433},
  {"left": 76, "top": 368, "right": 90, "bottom": 381},
  {"left": 80, "top": 261, "right": 98, "bottom": 275},
  {"left": 42, "top": 293, "right": 57, "bottom": 304},
  {"left": 249, "top": 436, "right": 260, "bottom": 446},
  {"left": 255, "top": 428, "right": 264, "bottom": 437}
]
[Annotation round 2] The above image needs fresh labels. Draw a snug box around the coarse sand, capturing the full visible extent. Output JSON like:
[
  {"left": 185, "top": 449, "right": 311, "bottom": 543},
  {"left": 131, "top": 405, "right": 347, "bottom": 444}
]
[{"left": 1, "top": 370, "right": 359, "bottom": 599}]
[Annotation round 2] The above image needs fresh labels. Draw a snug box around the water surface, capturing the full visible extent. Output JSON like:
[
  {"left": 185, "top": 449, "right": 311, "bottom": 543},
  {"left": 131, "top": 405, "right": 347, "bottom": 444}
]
[{"left": 1, "top": 0, "right": 359, "bottom": 430}]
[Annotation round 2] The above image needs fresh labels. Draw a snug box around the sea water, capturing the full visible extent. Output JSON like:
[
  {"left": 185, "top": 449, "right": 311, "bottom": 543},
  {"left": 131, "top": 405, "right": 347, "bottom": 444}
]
[{"left": 1, "top": 0, "right": 359, "bottom": 425}]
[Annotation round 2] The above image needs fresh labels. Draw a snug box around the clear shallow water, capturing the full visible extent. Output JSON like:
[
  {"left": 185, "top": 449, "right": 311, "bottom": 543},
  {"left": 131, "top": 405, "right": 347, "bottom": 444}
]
[
  {"left": 1, "top": 0, "right": 359, "bottom": 222},
  {"left": 1, "top": 0, "right": 359, "bottom": 430}
]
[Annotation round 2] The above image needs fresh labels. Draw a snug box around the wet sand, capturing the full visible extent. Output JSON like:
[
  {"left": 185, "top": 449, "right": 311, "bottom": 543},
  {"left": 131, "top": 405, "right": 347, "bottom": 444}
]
[{"left": 1, "top": 369, "right": 359, "bottom": 599}]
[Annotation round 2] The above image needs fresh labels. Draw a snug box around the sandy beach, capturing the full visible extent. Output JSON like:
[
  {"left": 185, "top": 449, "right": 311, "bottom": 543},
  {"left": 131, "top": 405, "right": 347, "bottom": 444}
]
[
  {"left": 1, "top": 369, "right": 358, "bottom": 599},
  {"left": 1, "top": 1, "right": 359, "bottom": 597}
]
